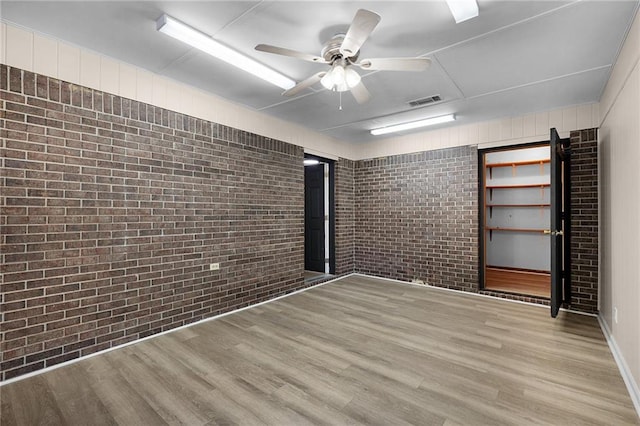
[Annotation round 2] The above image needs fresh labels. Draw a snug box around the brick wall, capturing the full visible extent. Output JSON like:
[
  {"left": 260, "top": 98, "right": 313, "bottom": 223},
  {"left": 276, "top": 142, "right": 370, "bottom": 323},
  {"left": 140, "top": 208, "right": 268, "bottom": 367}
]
[
  {"left": 354, "top": 147, "right": 479, "bottom": 291},
  {"left": 0, "top": 65, "right": 308, "bottom": 381},
  {"left": 335, "top": 159, "right": 355, "bottom": 275},
  {"left": 569, "top": 129, "right": 598, "bottom": 313},
  {"left": 354, "top": 137, "right": 599, "bottom": 313}
]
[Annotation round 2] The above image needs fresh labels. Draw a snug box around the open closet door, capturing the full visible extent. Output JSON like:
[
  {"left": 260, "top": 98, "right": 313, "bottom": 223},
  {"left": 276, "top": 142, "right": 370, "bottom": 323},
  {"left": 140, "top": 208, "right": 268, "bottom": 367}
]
[{"left": 550, "top": 128, "right": 571, "bottom": 317}]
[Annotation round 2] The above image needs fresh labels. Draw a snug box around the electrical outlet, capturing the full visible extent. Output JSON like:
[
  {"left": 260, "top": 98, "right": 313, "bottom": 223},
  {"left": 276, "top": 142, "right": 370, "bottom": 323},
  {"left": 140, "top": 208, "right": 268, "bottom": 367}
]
[
  {"left": 209, "top": 263, "right": 220, "bottom": 271},
  {"left": 614, "top": 307, "right": 618, "bottom": 324}
]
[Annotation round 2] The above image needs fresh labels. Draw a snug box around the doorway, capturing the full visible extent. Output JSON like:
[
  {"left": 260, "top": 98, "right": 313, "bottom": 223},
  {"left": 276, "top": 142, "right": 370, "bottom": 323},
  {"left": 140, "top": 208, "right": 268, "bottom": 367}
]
[
  {"left": 304, "top": 154, "right": 335, "bottom": 282},
  {"left": 479, "top": 131, "right": 571, "bottom": 317},
  {"left": 479, "top": 143, "right": 552, "bottom": 298}
]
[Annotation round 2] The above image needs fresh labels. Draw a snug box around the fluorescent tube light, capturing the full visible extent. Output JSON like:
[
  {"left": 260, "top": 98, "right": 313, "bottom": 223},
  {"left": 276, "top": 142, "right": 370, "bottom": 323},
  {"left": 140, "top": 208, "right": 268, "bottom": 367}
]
[
  {"left": 445, "top": 0, "right": 479, "bottom": 23},
  {"left": 157, "top": 14, "right": 295, "bottom": 90},
  {"left": 304, "top": 159, "right": 320, "bottom": 166},
  {"left": 370, "top": 114, "right": 456, "bottom": 136}
]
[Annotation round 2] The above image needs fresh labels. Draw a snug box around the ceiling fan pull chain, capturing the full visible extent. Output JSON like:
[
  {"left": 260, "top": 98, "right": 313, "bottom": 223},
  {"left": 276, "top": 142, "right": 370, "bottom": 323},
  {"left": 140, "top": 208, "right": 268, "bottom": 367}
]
[{"left": 339, "top": 90, "right": 343, "bottom": 111}]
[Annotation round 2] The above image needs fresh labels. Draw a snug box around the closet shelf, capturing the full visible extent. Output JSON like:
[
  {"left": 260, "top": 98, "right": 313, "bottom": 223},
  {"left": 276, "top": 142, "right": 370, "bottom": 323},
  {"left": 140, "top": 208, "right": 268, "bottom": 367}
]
[
  {"left": 486, "top": 203, "right": 550, "bottom": 208},
  {"left": 486, "top": 183, "right": 550, "bottom": 189},
  {"left": 485, "top": 159, "right": 550, "bottom": 168},
  {"left": 486, "top": 227, "right": 548, "bottom": 233}
]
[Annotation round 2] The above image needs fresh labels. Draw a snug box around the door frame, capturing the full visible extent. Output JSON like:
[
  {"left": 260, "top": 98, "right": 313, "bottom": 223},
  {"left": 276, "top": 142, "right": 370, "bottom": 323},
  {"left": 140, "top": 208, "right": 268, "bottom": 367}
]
[
  {"left": 478, "top": 140, "right": 552, "bottom": 293},
  {"left": 304, "top": 154, "right": 336, "bottom": 275}
]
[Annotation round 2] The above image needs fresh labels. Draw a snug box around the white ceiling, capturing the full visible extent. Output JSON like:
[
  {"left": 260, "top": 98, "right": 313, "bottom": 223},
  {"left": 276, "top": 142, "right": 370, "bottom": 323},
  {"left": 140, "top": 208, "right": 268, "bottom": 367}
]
[{"left": 2, "top": 1, "right": 638, "bottom": 142}]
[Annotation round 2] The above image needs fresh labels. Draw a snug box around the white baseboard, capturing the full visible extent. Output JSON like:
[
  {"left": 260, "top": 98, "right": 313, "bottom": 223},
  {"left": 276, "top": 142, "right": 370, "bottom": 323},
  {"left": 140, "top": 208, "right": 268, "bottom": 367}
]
[
  {"left": 598, "top": 314, "right": 640, "bottom": 418},
  {"left": 0, "top": 272, "right": 354, "bottom": 386}
]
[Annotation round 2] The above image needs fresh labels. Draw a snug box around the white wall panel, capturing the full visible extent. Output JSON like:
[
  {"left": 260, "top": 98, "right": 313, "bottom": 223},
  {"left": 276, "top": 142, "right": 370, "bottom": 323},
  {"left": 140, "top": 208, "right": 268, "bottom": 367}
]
[
  {"left": 58, "top": 43, "right": 80, "bottom": 84},
  {"left": 577, "top": 103, "right": 593, "bottom": 130},
  {"left": 523, "top": 114, "right": 536, "bottom": 137},
  {"left": 0, "top": 22, "right": 6, "bottom": 64},
  {"left": 33, "top": 34, "right": 57, "bottom": 78},
  {"left": 136, "top": 68, "right": 153, "bottom": 105},
  {"left": 5, "top": 25, "right": 32, "bottom": 71},
  {"left": 562, "top": 106, "right": 577, "bottom": 131},
  {"left": 549, "top": 109, "right": 563, "bottom": 133},
  {"left": 99, "top": 56, "right": 119, "bottom": 95},
  {"left": 151, "top": 74, "right": 167, "bottom": 108},
  {"left": 535, "top": 111, "right": 549, "bottom": 136},
  {"left": 80, "top": 50, "right": 100, "bottom": 90},
  {"left": 119, "top": 63, "right": 137, "bottom": 101}
]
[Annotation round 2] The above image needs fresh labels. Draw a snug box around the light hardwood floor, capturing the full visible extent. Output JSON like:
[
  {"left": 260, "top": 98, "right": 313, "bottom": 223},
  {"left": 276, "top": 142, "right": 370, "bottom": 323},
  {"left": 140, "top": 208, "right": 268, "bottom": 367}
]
[{"left": 1, "top": 275, "right": 638, "bottom": 425}]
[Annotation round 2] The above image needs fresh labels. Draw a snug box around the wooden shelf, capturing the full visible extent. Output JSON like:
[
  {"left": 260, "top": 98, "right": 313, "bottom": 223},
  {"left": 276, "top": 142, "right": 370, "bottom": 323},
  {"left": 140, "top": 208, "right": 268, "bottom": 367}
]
[
  {"left": 486, "top": 183, "right": 550, "bottom": 189},
  {"left": 486, "top": 203, "right": 550, "bottom": 208},
  {"left": 486, "top": 227, "right": 548, "bottom": 233},
  {"left": 486, "top": 227, "right": 548, "bottom": 241},
  {"left": 486, "top": 159, "right": 550, "bottom": 168}
]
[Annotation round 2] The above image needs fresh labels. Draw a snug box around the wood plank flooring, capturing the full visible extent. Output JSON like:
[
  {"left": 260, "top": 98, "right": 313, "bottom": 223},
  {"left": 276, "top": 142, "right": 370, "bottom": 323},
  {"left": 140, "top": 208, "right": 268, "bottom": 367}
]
[
  {"left": 1, "top": 275, "right": 638, "bottom": 425},
  {"left": 485, "top": 267, "right": 550, "bottom": 298}
]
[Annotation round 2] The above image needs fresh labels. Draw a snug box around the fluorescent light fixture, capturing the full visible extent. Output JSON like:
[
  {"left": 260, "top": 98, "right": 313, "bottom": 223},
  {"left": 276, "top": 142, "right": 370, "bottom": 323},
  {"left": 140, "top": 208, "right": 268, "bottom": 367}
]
[
  {"left": 445, "top": 0, "right": 479, "bottom": 23},
  {"left": 304, "top": 159, "right": 320, "bottom": 166},
  {"left": 370, "top": 114, "right": 456, "bottom": 136},
  {"left": 157, "top": 14, "right": 295, "bottom": 90}
]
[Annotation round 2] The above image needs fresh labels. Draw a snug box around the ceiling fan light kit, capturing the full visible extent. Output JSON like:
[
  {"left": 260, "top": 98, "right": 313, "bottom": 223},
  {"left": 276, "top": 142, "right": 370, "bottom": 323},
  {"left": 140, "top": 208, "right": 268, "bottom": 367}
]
[
  {"left": 156, "top": 14, "right": 295, "bottom": 90},
  {"left": 445, "top": 0, "right": 479, "bottom": 24},
  {"left": 320, "top": 60, "right": 361, "bottom": 92},
  {"left": 255, "top": 9, "right": 430, "bottom": 105},
  {"left": 371, "top": 114, "right": 456, "bottom": 136}
]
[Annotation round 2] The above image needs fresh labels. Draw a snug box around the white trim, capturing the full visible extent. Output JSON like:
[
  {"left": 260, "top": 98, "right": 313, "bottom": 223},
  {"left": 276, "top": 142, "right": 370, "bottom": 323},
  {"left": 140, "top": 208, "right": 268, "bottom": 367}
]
[
  {"left": 598, "top": 314, "right": 640, "bottom": 417},
  {"left": 304, "top": 148, "right": 339, "bottom": 161},
  {"left": 351, "top": 273, "right": 598, "bottom": 317},
  {"left": 0, "top": 273, "right": 354, "bottom": 387}
]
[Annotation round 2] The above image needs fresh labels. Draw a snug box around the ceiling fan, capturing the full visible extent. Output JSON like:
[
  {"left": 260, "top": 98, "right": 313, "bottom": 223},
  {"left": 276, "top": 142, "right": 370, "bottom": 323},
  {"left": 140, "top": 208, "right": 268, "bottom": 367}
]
[{"left": 255, "top": 9, "right": 431, "bottom": 104}]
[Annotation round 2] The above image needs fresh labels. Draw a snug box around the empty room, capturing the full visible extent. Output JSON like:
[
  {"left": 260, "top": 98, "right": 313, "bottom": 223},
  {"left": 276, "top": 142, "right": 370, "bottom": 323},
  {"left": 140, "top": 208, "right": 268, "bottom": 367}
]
[{"left": 1, "top": 0, "right": 639, "bottom": 424}]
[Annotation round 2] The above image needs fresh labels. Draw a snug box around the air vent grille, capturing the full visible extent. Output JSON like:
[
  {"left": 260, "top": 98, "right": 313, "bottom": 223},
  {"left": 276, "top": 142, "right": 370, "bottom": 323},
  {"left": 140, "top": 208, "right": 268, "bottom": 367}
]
[{"left": 408, "top": 95, "right": 442, "bottom": 107}]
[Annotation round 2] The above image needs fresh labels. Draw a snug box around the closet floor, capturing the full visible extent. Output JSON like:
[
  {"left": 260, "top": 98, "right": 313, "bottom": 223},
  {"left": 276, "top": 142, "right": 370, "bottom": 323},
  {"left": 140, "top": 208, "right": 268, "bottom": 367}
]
[{"left": 484, "top": 266, "right": 550, "bottom": 298}]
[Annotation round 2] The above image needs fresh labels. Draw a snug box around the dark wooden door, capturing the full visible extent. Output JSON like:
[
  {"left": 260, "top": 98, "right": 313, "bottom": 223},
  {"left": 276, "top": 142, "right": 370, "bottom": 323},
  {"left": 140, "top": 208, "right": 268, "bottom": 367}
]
[
  {"left": 305, "top": 164, "right": 325, "bottom": 272},
  {"left": 550, "top": 128, "right": 571, "bottom": 317}
]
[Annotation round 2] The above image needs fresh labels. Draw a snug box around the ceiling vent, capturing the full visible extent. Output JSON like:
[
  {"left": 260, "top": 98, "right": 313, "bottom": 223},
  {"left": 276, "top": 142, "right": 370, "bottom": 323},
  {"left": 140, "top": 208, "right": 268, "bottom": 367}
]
[{"left": 408, "top": 95, "right": 442, "bottom": 108}]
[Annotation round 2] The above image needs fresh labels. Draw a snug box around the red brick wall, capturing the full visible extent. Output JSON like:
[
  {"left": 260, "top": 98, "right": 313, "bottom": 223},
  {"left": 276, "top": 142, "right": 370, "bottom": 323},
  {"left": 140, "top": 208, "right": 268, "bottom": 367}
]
[{"left": 0, "top": 65, "right": 309, "bottom": 380}]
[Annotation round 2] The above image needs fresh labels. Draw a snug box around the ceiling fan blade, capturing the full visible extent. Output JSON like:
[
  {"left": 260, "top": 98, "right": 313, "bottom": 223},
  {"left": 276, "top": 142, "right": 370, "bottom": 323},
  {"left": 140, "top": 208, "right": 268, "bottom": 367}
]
[
  {"left": 255, "top": 44, "right": 327, "bottom": 63},
  {"left": 283, "top": 72, "right": 326, "bottom": 96},
  {"left": 340, "top": 9, "right": 381, "bottom": 58},
  {"left": 350, "top": 81, "right": 371, "bottom": 104},
  {"left": 357, "top": 57, "right": 432, "bottom": 71}
]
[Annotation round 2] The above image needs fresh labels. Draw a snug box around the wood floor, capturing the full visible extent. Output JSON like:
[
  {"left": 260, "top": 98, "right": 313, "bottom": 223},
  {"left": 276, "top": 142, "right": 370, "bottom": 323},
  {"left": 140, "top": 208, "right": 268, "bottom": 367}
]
[
  {"left": 484, "top": 267, "right": 550, "bottom": 298},
  {"left": 1, "top": 275, "right": 638, "bottom": 425}
]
